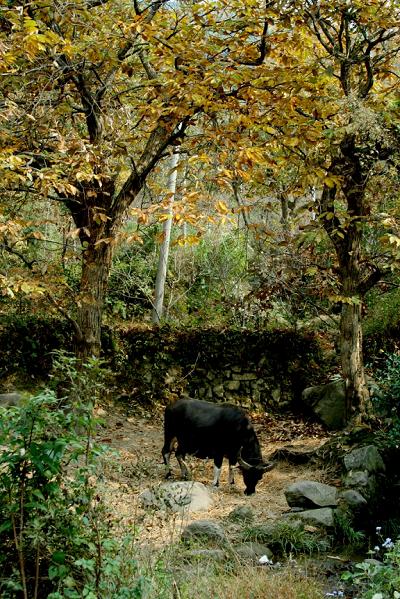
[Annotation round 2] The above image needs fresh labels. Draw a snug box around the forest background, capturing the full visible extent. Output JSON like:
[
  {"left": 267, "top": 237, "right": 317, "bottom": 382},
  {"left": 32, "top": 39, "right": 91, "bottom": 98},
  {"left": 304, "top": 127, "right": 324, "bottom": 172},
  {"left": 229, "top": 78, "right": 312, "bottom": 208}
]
[{"left": 1, "top": 0, "right": 400, "bottom": 418}]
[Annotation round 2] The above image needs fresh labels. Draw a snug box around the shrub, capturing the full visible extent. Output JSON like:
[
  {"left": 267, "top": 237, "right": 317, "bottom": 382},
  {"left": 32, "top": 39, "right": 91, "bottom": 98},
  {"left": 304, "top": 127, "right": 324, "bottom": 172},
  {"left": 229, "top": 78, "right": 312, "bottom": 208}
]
[
  {"left": 342, "top": 536, "right": 400, "bottom": 598},
  {"left": 0, "top": 355, "right": 169, "bottom": 598},
  {"left": 372, "top": 353, "right": 400, "bottom": 448},
  {"left": 241, "top": 520, "right": 329, "bottom": 557}
]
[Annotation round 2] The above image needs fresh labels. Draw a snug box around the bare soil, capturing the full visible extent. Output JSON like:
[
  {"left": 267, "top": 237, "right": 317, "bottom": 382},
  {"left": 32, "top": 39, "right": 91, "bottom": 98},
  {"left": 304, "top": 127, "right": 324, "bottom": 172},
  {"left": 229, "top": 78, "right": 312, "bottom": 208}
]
[{"left": 95, "top": 405, "right": 333, "bottom": 547}]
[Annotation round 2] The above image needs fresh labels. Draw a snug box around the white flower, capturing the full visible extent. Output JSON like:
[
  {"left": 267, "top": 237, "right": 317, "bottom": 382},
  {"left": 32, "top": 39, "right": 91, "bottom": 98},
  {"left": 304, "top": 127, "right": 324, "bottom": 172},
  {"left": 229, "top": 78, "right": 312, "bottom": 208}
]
[
  {"left": 374, "top": 546, "right": 380, "bottom": 552},
  {"left": 371, "top": 594, "right": 383, "bottom": 599},
  {"left": 382, "top": 538, "right": 394, "bottom": 549},
  {"left": 258, "top": 555, "right": 273, "bottom": 565},
  {"left": 375, "top": 526, "right": 382, "bottom": 532}
]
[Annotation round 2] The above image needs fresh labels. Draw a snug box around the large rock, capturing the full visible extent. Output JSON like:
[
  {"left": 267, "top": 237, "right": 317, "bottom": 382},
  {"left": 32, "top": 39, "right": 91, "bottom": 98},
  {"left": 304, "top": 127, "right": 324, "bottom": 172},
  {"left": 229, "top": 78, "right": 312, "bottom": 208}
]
[
  {"left": 227, "top": 505, "right": 254, "bottom": 523},
  {"left": 285, "top": 480, "right": 338, "bottom": 509},
  {"left": 140, "top": 481, "right": 213, "bottom": 512},
  {"left": 0, "top": 392, "right": 23, "bottom": 408},
  {"left": 338, "top": 489, "right": 368, "bottom": 511},
  {"left": 343, "top": 470, "right": 379, "bottom": 499},
  {"left": 302, "top": 380, "right": 346, "bottom": 429},
  {"left": 234, "top": 542, "right": 273, "bottom": 563},
  {"left": 181, "top": 520, "right": 227, "bottom": 545},
  {"left": 292, "top": 507, "right": 335, "bottom": 529},
  {"left": 344, "top": 446, "right": 385, "bottom": 474}
]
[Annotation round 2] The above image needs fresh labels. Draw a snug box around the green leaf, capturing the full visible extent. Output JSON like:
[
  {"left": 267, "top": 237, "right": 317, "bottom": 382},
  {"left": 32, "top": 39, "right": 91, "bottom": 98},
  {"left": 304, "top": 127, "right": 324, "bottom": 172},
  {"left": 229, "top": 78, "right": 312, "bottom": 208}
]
[{"left": 52, "top": 551, "right": 66, "bottom": 564}]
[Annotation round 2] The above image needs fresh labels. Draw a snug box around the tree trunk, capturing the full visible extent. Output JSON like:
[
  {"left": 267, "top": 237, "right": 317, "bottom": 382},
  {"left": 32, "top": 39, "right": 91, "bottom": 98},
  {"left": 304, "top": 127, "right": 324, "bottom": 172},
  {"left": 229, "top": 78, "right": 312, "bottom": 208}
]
[
  {"left": 339, "top": 297, "right": 369, "bottom": 421},
  {"left": 152, "top": 151, "right": 180, "bottom": 324},
  {"left": 75, "top": 239, "right": 114, "bottom": 359},
  {"left": 337, "top": 228, "right": 370, "bottom": 421},
  {"left": 318, "top": 139, "right": 372, "bottom": 422}
]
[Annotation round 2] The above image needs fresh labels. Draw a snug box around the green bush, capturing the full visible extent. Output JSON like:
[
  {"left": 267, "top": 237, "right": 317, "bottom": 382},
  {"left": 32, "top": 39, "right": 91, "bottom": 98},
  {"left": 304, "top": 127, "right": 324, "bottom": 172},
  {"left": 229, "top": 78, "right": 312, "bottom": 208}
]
[
  {"left": 364, "top": 287, "right": 400, "bottom": 338},
  {"left": 372, "top": 353, "right": 400, "bottom": 448},
  {"left": 242, "top": 520, "right": 329, "bottom": 557},
  {"left": 342, "top": 535, "right": 400, "bottom": 598},
  {"left": 0, "top": 355, "right": 170, "bottom": 598}
]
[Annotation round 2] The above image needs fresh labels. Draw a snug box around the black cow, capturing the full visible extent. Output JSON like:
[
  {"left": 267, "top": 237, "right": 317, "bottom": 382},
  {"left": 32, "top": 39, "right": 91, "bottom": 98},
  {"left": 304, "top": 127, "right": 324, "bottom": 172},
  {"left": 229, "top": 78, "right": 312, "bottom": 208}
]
[{"left": 162, "top": 398, "right": 274, "bottom": 495}]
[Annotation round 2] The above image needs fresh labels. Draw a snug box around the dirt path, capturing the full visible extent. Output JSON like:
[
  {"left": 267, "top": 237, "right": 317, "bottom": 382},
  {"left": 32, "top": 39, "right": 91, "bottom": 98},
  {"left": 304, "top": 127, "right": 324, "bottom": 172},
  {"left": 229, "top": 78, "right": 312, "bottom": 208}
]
[{"left": 95, "top": 406, "right": 331, "bottom": 546}]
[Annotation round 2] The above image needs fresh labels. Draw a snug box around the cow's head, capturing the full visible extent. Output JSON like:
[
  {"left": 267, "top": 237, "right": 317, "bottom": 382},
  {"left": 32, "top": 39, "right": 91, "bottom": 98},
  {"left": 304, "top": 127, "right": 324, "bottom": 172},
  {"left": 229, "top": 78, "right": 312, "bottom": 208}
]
[{"left": 238, "top": 454, "right": 275, "bottom": 495}]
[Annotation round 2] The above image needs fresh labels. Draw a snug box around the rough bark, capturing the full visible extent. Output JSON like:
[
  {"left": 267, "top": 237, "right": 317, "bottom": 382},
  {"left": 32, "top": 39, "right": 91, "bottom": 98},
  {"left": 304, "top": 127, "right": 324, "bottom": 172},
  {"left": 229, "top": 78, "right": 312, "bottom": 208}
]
[
  {"left": 75, "top": 238, "right": 114, "bottom": 359},
  {"left": 318, "top": 136, "right": 372, "bottom": 420},
  {"left": 339, "top": 299, "right": 369, "bottom": 421}
]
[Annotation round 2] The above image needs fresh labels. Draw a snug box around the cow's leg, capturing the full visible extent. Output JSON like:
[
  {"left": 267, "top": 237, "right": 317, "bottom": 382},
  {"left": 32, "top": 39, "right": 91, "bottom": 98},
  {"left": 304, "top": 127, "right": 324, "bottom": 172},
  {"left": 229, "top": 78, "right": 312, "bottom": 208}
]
[
  {"left": 176, "top": 448, "right": 190, "bottom": 480},
  {"left": 228, "top": 465, "right": 235, "bottom": 485},
  {"left": 212, "top": 456, "right": 223, "bottom": 487},
  {"left": 162, "top": 437, "right": 176, "bottom": 479},
  {"left": 228, "top": 456, "right": 236, "bottom": 485}
]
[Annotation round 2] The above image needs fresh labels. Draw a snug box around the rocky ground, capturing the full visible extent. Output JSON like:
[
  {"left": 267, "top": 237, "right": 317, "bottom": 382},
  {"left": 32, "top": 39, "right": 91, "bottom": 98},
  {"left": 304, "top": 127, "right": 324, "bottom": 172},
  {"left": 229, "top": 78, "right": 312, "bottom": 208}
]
[{"left": 95, "top": 404, "right": 332, "bottom": 546}]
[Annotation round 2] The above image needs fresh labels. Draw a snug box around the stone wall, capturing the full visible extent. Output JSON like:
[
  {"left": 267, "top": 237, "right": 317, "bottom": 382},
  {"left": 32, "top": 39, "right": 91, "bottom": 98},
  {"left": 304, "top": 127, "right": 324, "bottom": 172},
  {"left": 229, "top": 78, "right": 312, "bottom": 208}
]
[
  {"left": 115, "top": 328, "right": 327, "bottom": 410},
  {"left": 0, "top": 316, "right": 328, "bottom": 411}
]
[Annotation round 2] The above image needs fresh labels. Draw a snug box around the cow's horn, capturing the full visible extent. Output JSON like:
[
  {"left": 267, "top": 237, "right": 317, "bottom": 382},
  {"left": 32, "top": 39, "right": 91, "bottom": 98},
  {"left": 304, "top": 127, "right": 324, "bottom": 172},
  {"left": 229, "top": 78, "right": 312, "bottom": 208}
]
[
  {"left": 237, "top": 449, "right": 252, "bottom": 471},
  {"left": 259, "top": 461, "right": 275, "bottom": 472}
]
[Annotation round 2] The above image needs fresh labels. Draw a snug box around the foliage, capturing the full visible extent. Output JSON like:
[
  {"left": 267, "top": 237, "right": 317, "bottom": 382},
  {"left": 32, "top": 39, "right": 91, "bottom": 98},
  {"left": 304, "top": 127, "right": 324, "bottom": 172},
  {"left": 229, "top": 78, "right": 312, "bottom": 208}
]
[
  {"left": 371, "top": 353, "right": 400, "bottom": 448},
  {"left": 364, "top": 287, "right": 400, "bottom": 354},
  {"left": 173, "top": 231, "right": 250, "bottom": 326},
  {"left": 106, "top": 235, "right": 158, "bottom": 321},
  {"left": 342, "top": 536, "right": 400, "bottom": 599},
  {"left": 242, "top": 521, "right": 329, "bottom": 557},
  {"left": 0, "top": 314, "right": 73, "bottom": 381},
  {"left": 49, "top": 349, "right": 113, "bottom": 407},
  {"left": 0, "top": 354, "right": 175, "bottom": 598},
  {"left": 0, "top": 389, "right": 102, "bottom": 597},
  {"left": 334, "top": 509, "right": 366, "bottom": 549}
]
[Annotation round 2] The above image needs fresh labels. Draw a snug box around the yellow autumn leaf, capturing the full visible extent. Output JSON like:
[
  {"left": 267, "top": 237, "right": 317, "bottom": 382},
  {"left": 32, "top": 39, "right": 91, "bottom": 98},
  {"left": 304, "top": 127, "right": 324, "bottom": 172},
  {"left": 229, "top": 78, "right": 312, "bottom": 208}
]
[{"left": 216, "top": 200, "right": 229, "bottom": 214}]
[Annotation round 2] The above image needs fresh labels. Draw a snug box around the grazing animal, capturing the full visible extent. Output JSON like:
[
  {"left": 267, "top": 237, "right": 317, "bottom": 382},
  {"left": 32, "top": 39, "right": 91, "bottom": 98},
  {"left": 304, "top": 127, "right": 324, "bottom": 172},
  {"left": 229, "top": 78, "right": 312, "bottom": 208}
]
[{"left": 162, "top": 398, "right": 274, "bottom": 495}]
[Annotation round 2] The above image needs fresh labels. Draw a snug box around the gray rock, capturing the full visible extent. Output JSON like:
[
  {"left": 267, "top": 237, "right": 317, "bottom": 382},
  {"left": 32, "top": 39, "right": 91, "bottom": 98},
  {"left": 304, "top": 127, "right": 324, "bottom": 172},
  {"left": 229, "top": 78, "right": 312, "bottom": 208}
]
[
  {"left": 302, "top": 380, "right": 346, "bottom": 429},
  {"left": 225, "top": 380, "right": 241, "bottom": 392},
  {"left": 363, "top": 558, "right": 383, "bottom": 570},
  {"left": 0, "top": 392, "right": 23, "bottom": 408},
  {"left": 292, "top": 507, "right": 335, "bottom": 529},
  {"left": 285, "top": 480, "right": 338, "bottom": 509},
  {"left": 140, "top": 481, "right": 213, "bottom": 512},
  {"left": 344, "top": 445, "right": 385, "bottom": 474},
  {"left": 234, "top": 542, "right": 273, "bottom": 563},
  {"left": 343, "top": 470, "right": 378, "bottom": 499},
  {"left": 338, "top": 489, "right": 368, "bottom": 510},
  {"left": 227, "top": 505, "right": 254, "bottom": 523},
  {"left": 213, "top": 384, "right": 225, "bottom": 398},
  {"left": 181, "top": 520, "right": 227, "bottom": 545}
]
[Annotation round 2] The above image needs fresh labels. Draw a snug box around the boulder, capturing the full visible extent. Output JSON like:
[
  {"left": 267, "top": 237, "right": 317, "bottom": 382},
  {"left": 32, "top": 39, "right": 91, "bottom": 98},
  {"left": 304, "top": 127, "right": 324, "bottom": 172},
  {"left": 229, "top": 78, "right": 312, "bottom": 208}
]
[
  {"left": 140, "top": 481, "right": 213, "bottom": 512},
  {"left": 302, "top": 380, "right": 346, "bottom": 429},
  {"left": 227, "top": 505, "right": 254, "bottom": 523},
  {"left": 343, "top": 470, "right": 379, "bottom": 499},
  {"left": 344, "top": 446, "right": 385, "bottom": 474},
  {"left": 181, "top": 520, "right": 227, "bottom": 545},
  {"left": 234, "top": 542, "right": 273, "bottom": 563},
  {"left": 338, "top": 489, "right": 368, "bottom": 511},
  {"left": 292, "top": 507, "right": 335, "bottom": 529},
  {"left": 285, "top": 480, "right": 338, "bottom": 509},
  {"left": 0, "top": 392, "right": 23, "bottom": 408}
]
